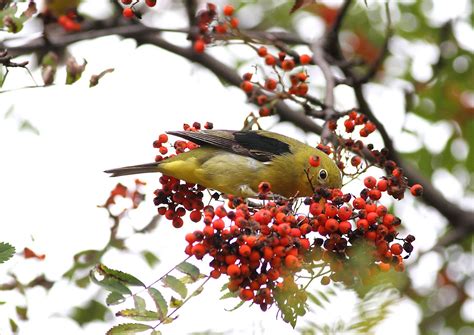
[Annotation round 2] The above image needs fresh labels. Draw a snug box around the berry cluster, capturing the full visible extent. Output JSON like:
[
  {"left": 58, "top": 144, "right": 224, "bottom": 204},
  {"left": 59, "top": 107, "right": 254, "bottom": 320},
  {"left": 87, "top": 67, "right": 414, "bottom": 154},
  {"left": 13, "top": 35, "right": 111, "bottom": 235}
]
[
  {"left": 105, "top": 179, "right": 146, "bottom": 210},
  {"left": 146, "top": 124, "right": 421, "bottom": 322},
  {"left": 121, "top": 0, "right": 157, "bottom": 19},
  {"left": 192, "top": 4, "right": 239, "bottom": 53}
]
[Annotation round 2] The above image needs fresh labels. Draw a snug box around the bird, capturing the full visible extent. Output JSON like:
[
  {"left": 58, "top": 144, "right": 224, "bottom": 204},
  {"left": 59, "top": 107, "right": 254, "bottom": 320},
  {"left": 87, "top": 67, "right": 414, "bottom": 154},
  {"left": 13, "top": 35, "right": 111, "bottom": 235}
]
[{"left": 105, "top": 129, "right": 342, "bottom": 198}]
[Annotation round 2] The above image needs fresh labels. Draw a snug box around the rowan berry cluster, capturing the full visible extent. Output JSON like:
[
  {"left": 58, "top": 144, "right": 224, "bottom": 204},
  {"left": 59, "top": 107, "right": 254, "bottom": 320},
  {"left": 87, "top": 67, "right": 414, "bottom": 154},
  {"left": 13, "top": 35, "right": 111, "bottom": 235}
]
[
  {"left": 121, "top": 0, "right": 157, "bottom": 19},
  {"left": 146, "top": 124, "right": 421, "bottom": 323},
  {"left": 192, "top": 4, "right": 239, "bottom": 53}
]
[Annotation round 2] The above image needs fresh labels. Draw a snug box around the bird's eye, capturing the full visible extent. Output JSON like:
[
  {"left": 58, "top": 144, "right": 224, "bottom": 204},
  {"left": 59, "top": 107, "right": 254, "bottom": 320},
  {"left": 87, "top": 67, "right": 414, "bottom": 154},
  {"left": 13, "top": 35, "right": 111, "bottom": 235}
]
[{"left": 319, "top": 169, "right": 328, "bottom": 180}]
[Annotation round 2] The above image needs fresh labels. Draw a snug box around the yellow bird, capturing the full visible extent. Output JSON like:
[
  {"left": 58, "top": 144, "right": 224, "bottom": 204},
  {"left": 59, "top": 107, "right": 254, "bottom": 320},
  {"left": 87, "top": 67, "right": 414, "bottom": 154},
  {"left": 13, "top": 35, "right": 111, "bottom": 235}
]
[
  {"left": 105, "top": 130, "right": 342, "bottom": 198},
  {"left": 45, "top": 0, "right": 81, "bottom": 16}
]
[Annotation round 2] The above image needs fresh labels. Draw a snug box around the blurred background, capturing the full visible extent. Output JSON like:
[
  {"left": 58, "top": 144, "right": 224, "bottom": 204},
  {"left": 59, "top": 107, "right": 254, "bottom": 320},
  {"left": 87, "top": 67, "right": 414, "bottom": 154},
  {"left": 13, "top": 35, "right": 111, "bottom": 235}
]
[{"left": 0, "top": 0, "right": 473, "bottom": 334}]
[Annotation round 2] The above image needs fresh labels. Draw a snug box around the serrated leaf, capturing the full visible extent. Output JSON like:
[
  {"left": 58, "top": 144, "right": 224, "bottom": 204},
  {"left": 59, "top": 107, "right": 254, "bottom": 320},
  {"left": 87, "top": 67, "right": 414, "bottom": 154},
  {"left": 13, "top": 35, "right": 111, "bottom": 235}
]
[
  {"left": 133, "top": 296, "right": 146, "bottom": 312},
  {"left": 148, "top": 288, "right": 168, "bottom": 320},
  {"left": 115, "top": 309, "right": 160, "bottom": 321},
  {"left": 90, "top": 270, "right": 132, "bottom": 295},
  {"left": 170, "top": 296, "right": 183, "bottom": 308},
  {"left": 162, "top": 275, "right": 187, "bottom": 298},
  {"left": 96, "top": 264, "right": 145, "bottom": 287},
  {"left": 107, "top": 292, "right": 126, "bottom": 306},
  {"left": 225, "top": 300, "right": 245, "bottom": 312},
  {"left": 106, "top": 323, "right": 152, "bottom": 335},
  {"left": 177, "top": 262, "right": 200, "bottom": 281},
  {"left": 220, "top": 291, "right": 238, "bottom": 300},
  {"left": 0, "top": 242, "right": 15, "bottom": 264}
]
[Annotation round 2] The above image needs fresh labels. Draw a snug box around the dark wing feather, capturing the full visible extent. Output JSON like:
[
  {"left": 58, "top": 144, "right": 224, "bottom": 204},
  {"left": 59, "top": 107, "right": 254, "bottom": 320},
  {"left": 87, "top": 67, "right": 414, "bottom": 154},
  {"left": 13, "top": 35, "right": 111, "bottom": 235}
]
[{"left": 166, "top": 130, "right": 291, "bottom": 162}]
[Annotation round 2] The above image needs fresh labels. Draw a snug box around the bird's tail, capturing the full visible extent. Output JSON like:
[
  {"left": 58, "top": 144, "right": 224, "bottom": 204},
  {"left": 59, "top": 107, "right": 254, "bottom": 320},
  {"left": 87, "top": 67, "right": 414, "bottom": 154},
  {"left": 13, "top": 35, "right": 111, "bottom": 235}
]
[{"left": 104, "top": 162, "right": 161, "bottom": 177}]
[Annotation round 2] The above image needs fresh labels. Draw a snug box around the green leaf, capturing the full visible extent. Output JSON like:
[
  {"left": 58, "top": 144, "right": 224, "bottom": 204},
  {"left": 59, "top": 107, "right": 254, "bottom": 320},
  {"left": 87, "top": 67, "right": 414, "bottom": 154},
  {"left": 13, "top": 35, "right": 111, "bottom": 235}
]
[
  {"left": 133, "top": 296, "right": 146, "bottom": 312},
  {"left": 107, "top": 292, "right": 126, "bottom": 306},
  {"left": 142, "top": 251, "right": 160, "bottom": 268},
  {"left": 106, "top": 323, "right": 152, "bottom": 335},
  {"left": 115, "top": 309, "right": 160, "bottom": 321},
  {"left": 150, "top": 331, "right": 162, "bottom": 335},
  {"left": 71, "top": 300, "right": 108, "bottom": 326},
  {"left": 96, "top": 264, "right": 145, "bottom": 287},
  {"left": 220, "top": 291, "right": 238, "bottom": 300},
  {"left": 170, "top": 296, "right": 183, "bottom": 308},
  {"left": 162, "top": 275, "right": 187, "bottom": 298},
  {"left": 177, "top": 262, "right": 200, "bottom": 281},
  {"left": 90, "top": 270, "right": 132, "bottom": 295},
  {"left": 16, "top": 306, "right": 27, "bottom": 320},
  {"left": 0, "top": 242, "right": 15, "bottom": 264},
  {"left": 225, "top": 300, "right": 245, "bottom": 312},
  {"left": 148, "top": 288, "right": 168, "bottom": 320},
  {"left": 9, "top": 318, "right": 18, "bottom": 333}
]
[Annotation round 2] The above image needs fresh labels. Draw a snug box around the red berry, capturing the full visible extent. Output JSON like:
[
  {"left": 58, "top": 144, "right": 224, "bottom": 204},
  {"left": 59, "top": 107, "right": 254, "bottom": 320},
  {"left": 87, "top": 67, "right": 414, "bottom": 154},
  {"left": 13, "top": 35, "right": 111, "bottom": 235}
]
[
  {"left": 284, "top": 255, "right": 300, "bottom": 269},
  {"left": 351, "top": 156, "right": 361, "bottom": 167},
  {"left": 227, "top": 264, "right": 241, "bottom": 278},
  {"left": 239, "top": 289, "right": 254, "bottom": 301},
  {"left": 121, "top": 0, "right": 132, "bottom": 4},
  {"left": 337, "top": 206, "right": 352, "bottom": 221},
  {"left": 281, "top": 59, "right": 295, "bottom": 71},
  {"left": 223, "top": 4, "right": 235, "bottom": 16},
  {"left": 241, "top": 80, "right": 253, "bottom": 93},
  {"left": 377, "top": 179, "right": 388, "bottom": 191},
  {"left": 364, "top": 176, "right": 377, "bottom": 189},
  {"left": 299, "top": 54, "right": 311, "bottom": 65},
  {"left": 193, "top": 39, "right": 205, "bottom": 53},
  {"left": 158, "top": 133, "right": 168, "bottom": 143},
  {"left": 368, "top": 189, "right": 382, "bottom": 200},
  {"left": 265, "top": 78, "right": 277, "bottom": 90},
  {"left": 189, "top": 210, "right": 202, "bottom": 222},
  {"left": 410, "top": 184, "right": 423, "bottom": 197},
  {"left": 257, "top": 46, "right": 267, "bottom": 57},
  {"left": 265, "top": 55, "right": 276, "bottom": 66},
  {"left": 309, "top": 155, "right": 320, "bottom": 167},
  {"left": 230, "top": 17, "right": 239, "bottom": 28},
  {"left": 390, "top": 243, "right": 403, "bottom": 255},
  {"left": 339, "top": 221, "right": 351, "bottom": 234},
  {"left": 325, "top": 218, "right": 339, "bottom": 232},
  {"left": 122, "top": 7, "right": 134, "bottom": 18},
  {"left": 239, "top": 244, "right": 251, "bottom": 257},
  {"left": 353, "top": 197, "right": 366, "bottom": 209},
  {"left": 146, "top": 0, "right": 157, "bottom": 6}
]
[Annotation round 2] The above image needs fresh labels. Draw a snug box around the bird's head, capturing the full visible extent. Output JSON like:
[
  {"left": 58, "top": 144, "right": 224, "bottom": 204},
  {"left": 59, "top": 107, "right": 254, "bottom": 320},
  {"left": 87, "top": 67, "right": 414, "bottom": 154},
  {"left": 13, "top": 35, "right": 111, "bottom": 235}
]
[{"left": 295, "top": 147, "right": 343, "bottom": 195}]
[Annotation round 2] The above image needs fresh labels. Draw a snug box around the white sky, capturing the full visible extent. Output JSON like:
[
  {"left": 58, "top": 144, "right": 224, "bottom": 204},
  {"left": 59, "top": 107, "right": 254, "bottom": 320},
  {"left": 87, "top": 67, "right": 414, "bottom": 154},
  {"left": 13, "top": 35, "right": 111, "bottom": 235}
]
[{"left": 0, "top": 0, "right": 472, "bottom": 334}]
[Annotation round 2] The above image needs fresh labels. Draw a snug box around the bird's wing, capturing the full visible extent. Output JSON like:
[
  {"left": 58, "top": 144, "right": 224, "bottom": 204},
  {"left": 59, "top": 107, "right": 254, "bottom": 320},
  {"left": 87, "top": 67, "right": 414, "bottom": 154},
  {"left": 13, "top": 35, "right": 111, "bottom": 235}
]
[{"left": 166, "top": 130, "right": 292, "bottom": 162}]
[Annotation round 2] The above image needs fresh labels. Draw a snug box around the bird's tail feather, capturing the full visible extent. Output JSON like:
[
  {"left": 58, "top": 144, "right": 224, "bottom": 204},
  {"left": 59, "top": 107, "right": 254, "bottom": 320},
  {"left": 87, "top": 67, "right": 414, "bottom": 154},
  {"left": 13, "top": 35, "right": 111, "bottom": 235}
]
[{"left": 104, "top": 162, "right": 161, "bottom": 177}]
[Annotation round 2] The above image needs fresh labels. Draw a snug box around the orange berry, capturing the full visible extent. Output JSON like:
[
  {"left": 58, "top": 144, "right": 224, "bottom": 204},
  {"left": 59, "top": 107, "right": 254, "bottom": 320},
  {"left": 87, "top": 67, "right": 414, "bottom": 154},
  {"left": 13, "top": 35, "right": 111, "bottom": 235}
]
[
  {"left": 223, "top": 4, "right": 235, "bottom": 16},
  {"left": 378, "top": 262, "right": 390, "bottom": 272},
  {"left": 239, "top": 244, "right": 251, "bottom": 257},
  {"left": 240, "top": 80, "right": 253, "bottom": 93},
  {"left": 410, "top": 184, "right": 423, "bottom": 197},
  {"left": 325, "top": 218, "right": 339, "bottom": 232},
  {"left": 257, "top": 46, "right": 267, "bottom": 57},
  {"left": 264, "top": 55, "right": 276, "bottom": 66},
  {"left": 377, "top": 179, "right": 388, "bottom": 191},
  {"left": 339, "top": 221, "right": 351, "bottom": 234},
  {"left": 191, "top": 244, "right": 206, "bottom": 259},
  {"left": 281, "top": 59, "right": 295, "bottom": 71},
  {"left": 227, "top": 264, "right": 241, "bottom": 278},
  {"left": 265, "top": 78, "right": 277, "bottom": 90},
  {"left": 239, "top": 289, "right": 254, "bottom": 301},
  {"left": 284, "top": 255, "right": 300, "bottom": 269},
  {"left": 210, "top": 269, "right": 221, "bottom": 279},
  {"left": 353, "top": 197, "right": 366, "bottom": 209},
  {"left": 299, "top": 54, "right": 311, "bottom": 65},
  {"left": 390, "top": 243, "right": 403, "bottom": 255},
  {"left": 356, "top": 219, "right": 369, "bottom": 230}
]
